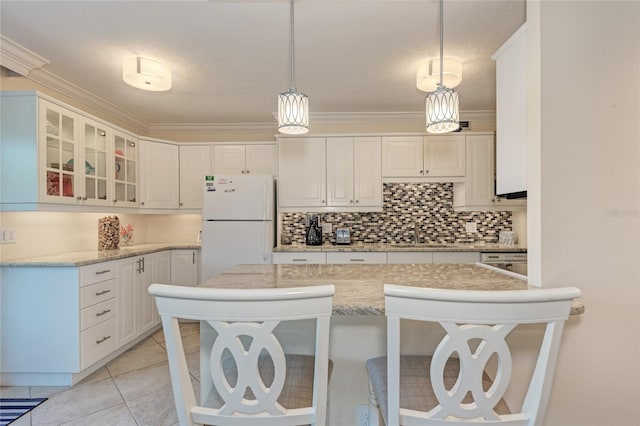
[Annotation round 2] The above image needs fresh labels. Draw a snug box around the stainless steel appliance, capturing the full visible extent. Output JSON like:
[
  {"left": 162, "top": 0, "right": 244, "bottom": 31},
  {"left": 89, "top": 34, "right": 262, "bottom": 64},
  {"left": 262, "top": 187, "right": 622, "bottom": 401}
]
[
  {"left": 336, "top": 228, "right": 351, "bottom": 245},
  {"left": 480, "top": 252, "right": 527, "bottom": 276},
  {"left": 305, "top": 214, "right": 322, "bottom": 246}
]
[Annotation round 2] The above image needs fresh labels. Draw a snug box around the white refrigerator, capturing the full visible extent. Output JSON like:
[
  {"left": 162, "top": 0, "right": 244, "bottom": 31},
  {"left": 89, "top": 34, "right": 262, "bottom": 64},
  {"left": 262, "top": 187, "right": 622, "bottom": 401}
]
[{"left": 201, "top": 174, "right": 274, "bottom": 281}]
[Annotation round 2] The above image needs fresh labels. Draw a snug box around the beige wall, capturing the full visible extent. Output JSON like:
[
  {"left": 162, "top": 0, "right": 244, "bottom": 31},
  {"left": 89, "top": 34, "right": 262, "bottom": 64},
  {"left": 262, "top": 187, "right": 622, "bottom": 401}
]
[
  {"left": 529, "top": 1, "right": 639, "bottom": 424},
  {"left": 0, "top": 212, "right": 201, "bottom": 260}
]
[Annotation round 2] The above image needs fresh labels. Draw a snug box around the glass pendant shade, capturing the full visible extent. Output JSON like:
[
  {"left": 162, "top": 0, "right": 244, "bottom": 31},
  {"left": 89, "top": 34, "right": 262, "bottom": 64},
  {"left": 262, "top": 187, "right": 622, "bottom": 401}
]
[
  {"left": 426, "top": 85, "right": 459, "bottom": 134},
  {"left": 278, "top": 88, "right": 309, "bottom": 134}
]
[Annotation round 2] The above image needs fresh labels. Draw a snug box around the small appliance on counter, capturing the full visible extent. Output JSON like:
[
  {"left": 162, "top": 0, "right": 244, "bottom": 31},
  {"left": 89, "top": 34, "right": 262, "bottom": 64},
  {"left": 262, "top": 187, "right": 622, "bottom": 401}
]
[
  {"left": 305, "top": 214, "right": 322, "bottom": 246},
  {"left": 336, "top": 228, "right": 351, "bottom": 245}
]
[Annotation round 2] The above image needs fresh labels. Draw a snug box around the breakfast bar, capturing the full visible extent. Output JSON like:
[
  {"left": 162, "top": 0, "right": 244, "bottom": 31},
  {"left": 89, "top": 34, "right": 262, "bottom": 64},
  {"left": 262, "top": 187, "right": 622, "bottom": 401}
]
[{"left": 198, "top": 263, "right": 583, "bottom": 424}]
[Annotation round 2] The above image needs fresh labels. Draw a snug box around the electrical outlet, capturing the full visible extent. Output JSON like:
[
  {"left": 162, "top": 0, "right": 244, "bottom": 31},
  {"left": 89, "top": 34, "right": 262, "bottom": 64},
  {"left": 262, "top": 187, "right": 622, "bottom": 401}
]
[
  {"left": 465, "top": 222, "right": 477, "bottom": 233},
  {"left": 0, "top": 227, "right": 16, "bottom": 244},
  {"left": 322, "top": 222, "right": 332, "bottom": 233},
  {"left": 357, "top": 404, "right": 370, "bottom": 426}
]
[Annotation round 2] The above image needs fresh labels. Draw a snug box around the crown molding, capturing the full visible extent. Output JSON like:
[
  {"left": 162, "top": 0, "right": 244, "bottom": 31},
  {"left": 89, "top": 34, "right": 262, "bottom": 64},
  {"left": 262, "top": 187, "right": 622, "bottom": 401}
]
[
  {"left": 0, "top": 34, "right": 49, "bottom": 76},
  {"left": 27, "top": 67, "right": 149, "bottom": 135},
  {"left": 148, "top": 122, "right": 278, "bottom": 134}
]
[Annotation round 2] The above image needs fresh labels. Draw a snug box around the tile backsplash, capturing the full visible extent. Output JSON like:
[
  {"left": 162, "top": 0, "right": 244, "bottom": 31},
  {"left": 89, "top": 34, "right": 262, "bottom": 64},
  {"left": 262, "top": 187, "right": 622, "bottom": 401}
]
[{"left": 281, "top": 183, "right": 512, "bottom": 245}]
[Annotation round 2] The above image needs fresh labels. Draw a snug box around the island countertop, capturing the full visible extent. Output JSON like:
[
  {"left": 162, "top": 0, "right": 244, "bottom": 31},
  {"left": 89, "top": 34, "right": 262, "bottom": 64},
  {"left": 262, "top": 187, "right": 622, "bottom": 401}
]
[{"left": 199, "top": 263, "right": 583, "bottom": 315}]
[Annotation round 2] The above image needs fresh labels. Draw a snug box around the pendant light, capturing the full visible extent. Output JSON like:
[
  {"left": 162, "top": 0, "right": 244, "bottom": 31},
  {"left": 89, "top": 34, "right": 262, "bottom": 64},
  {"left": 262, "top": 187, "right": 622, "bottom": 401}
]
[
  {"left": 278, "top": 0, "right": 309, "bottom": 134},
  {"left": 425, "top": 0, "right": 459, "bottom": 134}
]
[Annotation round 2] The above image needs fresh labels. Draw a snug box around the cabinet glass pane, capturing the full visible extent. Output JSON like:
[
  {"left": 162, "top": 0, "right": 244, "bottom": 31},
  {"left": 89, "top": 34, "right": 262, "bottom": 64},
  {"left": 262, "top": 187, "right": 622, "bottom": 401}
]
[
  {"left": 46, "top": 109, "right": 59, "bottom": 136},
  {"left": 127, "top": 184, "right": 136, "bottom": 203},
  {"left": 97, "top": 129, "right": 107, "bottom": 152},
  {"left": 47, "top": 171, "right": 60, "bottom": 196},
  {"left": 61, "top": 115, "right": 74, "bottom": 141},
  {"left": 85, "top": 124, "right": 96, "bottom": 148},
  {"left": 97, "top": 179, "right": 107, "bottom": 200},
  {"left": 62, "top": 141, "right": 74, "bottom": 169},
  {"left": 115, "top": 136, "right": 125, "bottom": 156},
  {"left": 115, "top": 157, "right": 125, "bottom": 181},
  {"left": 116, "top": 182, "right": 125, "bottom": 202},
  {"left": 85, "top": 148, "right": 96, "bottom": 175},
  {"left": 62, "top": 173, "right": 74, "bottom": 197},
  {"left": 126, "top": 140, "right": 136, "bottom": 160},
  {"left": 97, "top": 151, "right": 106, "bottom": 178},
  {"left": 47, "top": 137, "right": 60, "bottom": 168},
  {"left": 86, "top": 177, "right": 96, "bottom": 199},
  {"left": 126, "top": 160, "right": 136, "bottom": 183}
]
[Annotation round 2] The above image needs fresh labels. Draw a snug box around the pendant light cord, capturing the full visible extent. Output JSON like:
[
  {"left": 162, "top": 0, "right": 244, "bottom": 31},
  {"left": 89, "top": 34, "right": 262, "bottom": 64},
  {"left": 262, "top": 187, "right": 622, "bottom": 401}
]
[
  {"left": 290, "top": 0, "right": 295, "bottom": 89},
  {"left": 439, "top": 0, "right": 444, "bottom": 87}
]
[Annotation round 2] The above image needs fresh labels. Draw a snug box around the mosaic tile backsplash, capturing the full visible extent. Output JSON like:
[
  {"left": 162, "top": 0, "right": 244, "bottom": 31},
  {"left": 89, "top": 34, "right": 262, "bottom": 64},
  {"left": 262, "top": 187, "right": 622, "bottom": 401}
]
[{"left": 281, "top": 183, "right": 512, "bottom": 245}]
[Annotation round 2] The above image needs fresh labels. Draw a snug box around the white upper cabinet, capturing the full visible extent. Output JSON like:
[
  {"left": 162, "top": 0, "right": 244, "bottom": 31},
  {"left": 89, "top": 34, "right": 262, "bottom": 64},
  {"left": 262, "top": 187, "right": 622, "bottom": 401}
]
[
  {"left": 453, "top": 134, "right": 525, "bottom": 211},
  {"left": 212, "top": 144, "right": 276, "bottom": 176},
  {"left": 139, "top": 139, "right": 179, "bottom": 209},
  {"left": 179, "top": 145, "right": 211, "bottom": 209},
  {"left": 112, "top": 131, "right": 139, "bottom": 208},
  {"left": 278, "top": 137, "right": 327, "bottom": 207},
  {"left": 382, "top": 135, "right": 465, "bottom": 177},
  {"left": 327, "top": 136, "right": 382, "bottom": 207},
  {"left": 0, "top": 92, "right": 140, "bottom": 210}
]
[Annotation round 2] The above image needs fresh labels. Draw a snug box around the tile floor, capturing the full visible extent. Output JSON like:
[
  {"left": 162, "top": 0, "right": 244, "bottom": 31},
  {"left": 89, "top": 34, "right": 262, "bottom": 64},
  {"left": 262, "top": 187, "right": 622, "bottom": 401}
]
[{"left": 0, "top": 322, "right": 200, "bottom": 426}]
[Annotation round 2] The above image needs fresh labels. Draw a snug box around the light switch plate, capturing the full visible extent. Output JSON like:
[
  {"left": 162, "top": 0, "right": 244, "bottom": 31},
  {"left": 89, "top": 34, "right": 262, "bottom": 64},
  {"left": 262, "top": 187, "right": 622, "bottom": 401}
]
[
  {"left": 1, "top": 227, "right": 16, "bottom": 244},
  {"left": 465, "top": 222, "right": 477, "bottom": 233},
  {"left": 322, "top": 222, "right": 332, "bottom": 233}
]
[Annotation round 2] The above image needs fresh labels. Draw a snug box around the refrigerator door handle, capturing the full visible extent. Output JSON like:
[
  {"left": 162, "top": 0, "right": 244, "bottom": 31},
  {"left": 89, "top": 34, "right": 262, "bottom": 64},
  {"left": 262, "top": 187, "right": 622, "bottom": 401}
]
[{"left": 263, "top": 225, "right": 269, "bottom": 262}]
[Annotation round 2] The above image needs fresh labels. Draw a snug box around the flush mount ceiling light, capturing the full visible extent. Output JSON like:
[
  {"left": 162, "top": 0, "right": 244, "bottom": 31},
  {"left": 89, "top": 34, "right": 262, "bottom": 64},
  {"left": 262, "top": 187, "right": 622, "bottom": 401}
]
[
  {"left": 425, "top": 0, "right": 460, "bottom": 134},
  {"left": 277, "top": 0, "right": 309, "bottom": 135},
  {"left": 416, "top": 57, "right": 462, "bottom": 93},
  {"left": 122, "top": 57, "right": 171, "bottom": 91}
]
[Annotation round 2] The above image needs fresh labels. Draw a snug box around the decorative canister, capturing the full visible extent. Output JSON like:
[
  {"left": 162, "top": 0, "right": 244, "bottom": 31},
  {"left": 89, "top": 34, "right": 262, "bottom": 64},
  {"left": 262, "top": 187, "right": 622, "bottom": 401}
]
[{"left": 98, "top": 215, "right": 120, "bottom": 250}]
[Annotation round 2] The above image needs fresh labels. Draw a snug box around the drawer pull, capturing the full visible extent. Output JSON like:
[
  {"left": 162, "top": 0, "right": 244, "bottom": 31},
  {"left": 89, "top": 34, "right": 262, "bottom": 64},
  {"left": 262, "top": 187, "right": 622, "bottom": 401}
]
[
  {"left": 350, "top": 259, "right": 365, "bottom": 262},
  {"left": 95, "top": 289, "right": 111, "bottom": 296},
  {"left": 292, "top": 258, "right": 307, "bottom": 262},
  {"left": 96, "top": 309, "right": 111, "bottom": 317},
  {"left": 95, "top": 269, "right": 111, "bottom": 275},
  {"left": 96, "top": 335, "right": 111, "bottom": 344}
]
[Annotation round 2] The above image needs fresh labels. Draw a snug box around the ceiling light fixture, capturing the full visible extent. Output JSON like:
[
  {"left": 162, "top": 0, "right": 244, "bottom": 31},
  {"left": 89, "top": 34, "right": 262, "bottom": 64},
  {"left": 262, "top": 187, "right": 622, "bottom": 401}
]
[
  {"left": 122, "top": 57, "right": 171, "bottom": 92},
  {"left": 416, "top": 57, "right": 462, "bottom": 93},
  {"left": 277, "top": 0, "right": 309, "bottom": 135},
  {"left": 425, "top": 0, "right": 459, "bottom": 134}
]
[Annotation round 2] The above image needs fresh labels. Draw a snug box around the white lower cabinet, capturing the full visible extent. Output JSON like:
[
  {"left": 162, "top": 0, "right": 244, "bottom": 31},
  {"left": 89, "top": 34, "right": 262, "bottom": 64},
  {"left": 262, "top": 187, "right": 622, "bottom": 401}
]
[
  {"left": 387, "top": 252, "right": 434, "bottom": 264},
  {"left": 432, "top": 252, "right": 480, "bottom": 264},
  {"left": 272, "top": 252, "right": 327, "bottom": 264},
  {"left": 116, "top": 251, "right": 170, "bottom": 347},
  {"left": 171, "top": 249, "right": 200, "bottom": 286},
  {"left": 326, "top": 252, "right": 387, "bottom": 264}
]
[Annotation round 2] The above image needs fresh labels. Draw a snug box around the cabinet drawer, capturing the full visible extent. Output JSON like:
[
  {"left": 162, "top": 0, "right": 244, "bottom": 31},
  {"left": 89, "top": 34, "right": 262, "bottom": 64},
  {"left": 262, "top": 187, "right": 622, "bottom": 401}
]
[
  {"left": 432, "top": 252, "right": 480, "bottom": 264},
  {"left": 387, "top": 252, "right": 434, "bottom": 264},
  {"left": 326, "top": 252, "right": 387, "bottom": 264},
  {"left": 81, "top": 318, "right": 116, "bottom": 369},
  {"left": 81, "top": 298, "right": 116, "bottom": 331},
  {"left": 80, "top": 261, "right": 116, "bottom": 286},
  {"left": 80, "top": 279, "right": 115, "bottom": 308},
  {"left": 272, "top": 252, "right": 327, "bottom": 264}
]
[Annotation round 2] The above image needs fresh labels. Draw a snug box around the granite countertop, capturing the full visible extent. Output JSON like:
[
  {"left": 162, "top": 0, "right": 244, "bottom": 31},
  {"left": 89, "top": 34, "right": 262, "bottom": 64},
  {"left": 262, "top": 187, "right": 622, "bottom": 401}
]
[
  {"left": 274, "top": 242, "right": 527, "bottom": 253},
  {"left": 0, "top": 243, "right": 201, "bottom": 267},
  {"left": 199, "top": 263, "right": 583, "bottom": 316}
]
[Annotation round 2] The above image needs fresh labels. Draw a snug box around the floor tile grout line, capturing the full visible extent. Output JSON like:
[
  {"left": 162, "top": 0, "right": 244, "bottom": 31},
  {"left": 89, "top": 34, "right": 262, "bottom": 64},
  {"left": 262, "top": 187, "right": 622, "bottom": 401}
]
[{"left": 107, "top": 360, "right": 141, "bottom": 426}]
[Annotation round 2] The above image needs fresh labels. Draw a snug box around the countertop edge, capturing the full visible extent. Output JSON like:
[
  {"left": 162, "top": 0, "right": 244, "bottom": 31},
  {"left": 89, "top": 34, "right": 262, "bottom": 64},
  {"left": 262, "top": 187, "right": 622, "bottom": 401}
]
[{"left": 0, "top": 243, "right": 201, "bottom": 267}]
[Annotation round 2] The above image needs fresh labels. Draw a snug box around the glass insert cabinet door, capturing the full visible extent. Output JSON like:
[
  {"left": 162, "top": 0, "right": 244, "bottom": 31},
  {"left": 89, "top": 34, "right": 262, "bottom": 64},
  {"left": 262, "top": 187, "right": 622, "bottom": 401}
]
[
  {"left": 83, "top": 120, "right": 109, "bottom": 203},
  {"left": 41, "top": 100, "right": 79, "bottom": 202},
  {"left": 113, "top": 131, "right": 138, "bottom": 206}
]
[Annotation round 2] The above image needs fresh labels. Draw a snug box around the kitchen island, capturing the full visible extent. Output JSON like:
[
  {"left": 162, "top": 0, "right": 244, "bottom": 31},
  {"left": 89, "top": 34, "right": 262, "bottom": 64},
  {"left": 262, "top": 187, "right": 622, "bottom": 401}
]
[{"left": 198, "top": 263, "right": 583, "bottom": 425}]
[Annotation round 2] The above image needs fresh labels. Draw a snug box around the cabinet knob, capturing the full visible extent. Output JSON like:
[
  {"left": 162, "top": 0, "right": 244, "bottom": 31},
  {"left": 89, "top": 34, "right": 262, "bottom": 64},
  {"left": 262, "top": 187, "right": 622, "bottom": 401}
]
[
  {"left": 179, "top": 202, "right": 183, "bottom": 206},
  {"left": 82, "top": 196, "right": 87, "bottom": 201},
  {"left": 113, "top": 199, "right": 117, "bottom": 203},
  {"left": 246, "top": 170, "right": 250, "bottom": 174},
  {"left": 322, "top": 200, "right": 325, "bottom": 204},
  {"left": 241, "top": 170, "right": 245, "bottom": 174},
  {"left": 77, "top": 196, "right": 83, "bottom": 200},
  {"left": 141, "top": 202, "right": 145, "bottom": 206},
  {"left": 425, "top": 170, "right": 429, "bottom": 174},
  {"left": 420, "top": 170, "right": 424, "bottom": 175},
  {"left": 350, "top": 200, "right": 353, "bottom": 204},
  {"left": 356, "top": 200, "right": 359, "bottom": 203}
]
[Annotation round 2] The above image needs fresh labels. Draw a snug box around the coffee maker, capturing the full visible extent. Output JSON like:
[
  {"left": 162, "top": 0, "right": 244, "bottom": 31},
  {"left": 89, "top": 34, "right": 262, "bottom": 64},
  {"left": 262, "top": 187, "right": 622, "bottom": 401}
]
[{"left": 305, "top": 214, "right": 323, "bottom": 246}]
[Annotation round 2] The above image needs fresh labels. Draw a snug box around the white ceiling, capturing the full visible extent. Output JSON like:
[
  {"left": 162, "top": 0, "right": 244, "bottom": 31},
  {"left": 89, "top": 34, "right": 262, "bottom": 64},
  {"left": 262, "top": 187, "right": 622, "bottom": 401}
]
[{"left": 0, "top": 0, "right": 526, "bottom": 127}]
